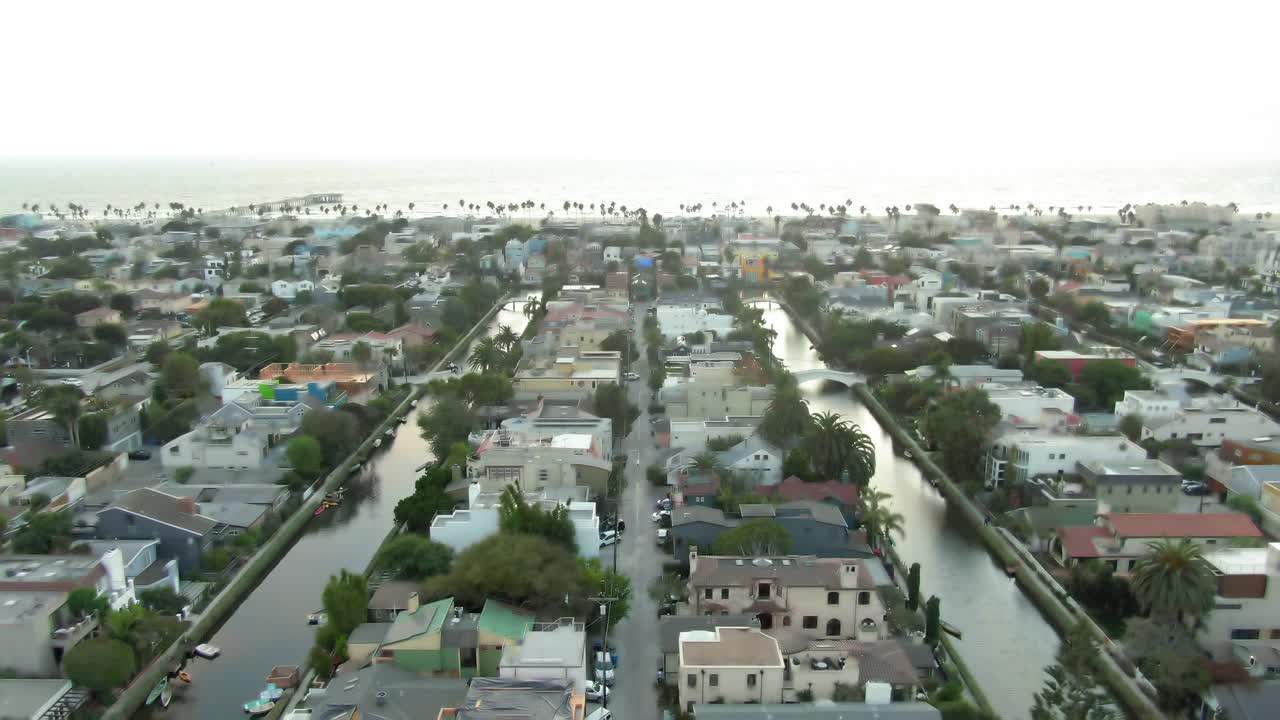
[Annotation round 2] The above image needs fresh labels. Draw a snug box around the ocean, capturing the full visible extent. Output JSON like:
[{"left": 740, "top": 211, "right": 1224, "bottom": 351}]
[{"left": 2, "top": 156, "right": 1278, "bottom": 218}]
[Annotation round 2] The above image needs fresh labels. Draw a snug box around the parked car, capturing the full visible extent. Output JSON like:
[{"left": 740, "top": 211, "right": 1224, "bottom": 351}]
[
  {"left": 651, "top": 510, "right": 670, "bottom": 522},
  {"left": 657, "top": 528, "right": 669, "bottom": 544},
  {"left": 594, "top": 653, "right": 616, "bottom": 686},
  {"left": 584, "top": 681, "right": 609, "bottom": 702},
  {"left": 127, "top": 449, "right": 152, "bottom": 461},
  {"left": 623, "top": 372, "right": 640, "bottom": 381},
  {"left": 656, "top": 498, "right": 672, "bottom": 511},
  {"left": 1182, "top": 482, "right": 1210, "bottom": 496},
  {"left": 599, "top": 531, "right": 620, "bottom": 548}
]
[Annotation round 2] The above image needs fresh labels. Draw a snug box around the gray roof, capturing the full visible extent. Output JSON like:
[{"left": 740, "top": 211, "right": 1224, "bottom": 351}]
[
  {"left": 197, "top": 502, "right": 268, "bottom": 529},
  {"left": 658, "top": 615, "right": 756, "bottom": 653},
  {"left": 369, "top": 580, "right": 423, "bottom": 611},
  {"left": 78, "top": 539, "right": 158, "bottom": 567},
  {"left": 718, "top": 434, "right": 779, "bottom": 466},
  {"left": 348, "top": 622, "right": 392, "bottom": 646},
  {"left": 454, "top": 679, "right": 576, "bottom": 720},
  {"left": 0, "top": 679, "right": 73, "bottom": 720},
  {"left": 1213, "top": 680, "right": 1280, "bottom": 720},
  {"left": 1227, "top": 465, "right": 1280, "bottom": 499},
  {"left": 314, "top": 663, "right": 468, "bottom": 720},
  {"left": 693, "top": 703, "right": 941, "bottom": 720},
  {"left": 103, "top": 488, "right": 219, "bottom": 536},
  {"left": 152, "top": 483, "right": 287, "bottom": 506},
  {"left": 671, "top": 505, "right": 737, "bottom": 528},
  {"left": 777, "top": 500, "right": 848, "bottom": 528}
]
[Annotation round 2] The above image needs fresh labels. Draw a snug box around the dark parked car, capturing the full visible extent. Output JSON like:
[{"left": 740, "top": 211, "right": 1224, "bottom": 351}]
[
  {"left": 1181, "top": 482, "right": 1210, "bottom": 496},
  {"left": 128, "top": 449, "right": 152, "bottom": 461}
]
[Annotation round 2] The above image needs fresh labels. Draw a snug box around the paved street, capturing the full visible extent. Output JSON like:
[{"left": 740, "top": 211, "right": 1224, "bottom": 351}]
[{"left": 605, "top": 302, "right": 666, "bottom": 720}]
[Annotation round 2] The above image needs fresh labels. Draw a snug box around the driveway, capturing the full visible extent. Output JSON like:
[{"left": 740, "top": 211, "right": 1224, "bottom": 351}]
[{"left": 606, "top": 303, "right": 666, "bottom": 720}]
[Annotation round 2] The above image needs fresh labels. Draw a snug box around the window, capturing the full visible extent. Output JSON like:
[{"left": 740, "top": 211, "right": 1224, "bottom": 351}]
[
  {"left": 858, "top": 592, "right": 871, "bottom": 606},
  {"left": 803, "top": 616, "right": 818, "bottom": 629},
  {"left": 1270, "top": 629, "right": 1280, "bottom": 640},
  {"left": 687, "top": 674, "right": 697, "bottom": 688},
  {"left": 705, "top": 588, "right": 713, "bottom": 599},
  {"left": 721, "top": 588, "right": 729, "bottom": 600},
  {"left": 757, "top": 583, "right": 770, "bottom": 599},
  {"left": 746, "top": 673, "right": 757, "bottom": 688},
  {"left": 827, "top": 591, "right": 839, "bottom": 605},
  {"left": 1231, "top": 628, "right": 1261, "bottom": 640},
  {"left": 1209, "top": 417, "right": 1227, "bottom": 424},
  {"left": 709, "top": 674, "right": 719, "bottom": 687},
  {"left": 782, "top": 616, "right": 792, "bottom": 627}
]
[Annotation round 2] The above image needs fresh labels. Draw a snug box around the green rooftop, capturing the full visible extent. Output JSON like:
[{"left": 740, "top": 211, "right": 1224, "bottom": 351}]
[{"left": 476, "top": 599, "right": 533, "bottom": 640}]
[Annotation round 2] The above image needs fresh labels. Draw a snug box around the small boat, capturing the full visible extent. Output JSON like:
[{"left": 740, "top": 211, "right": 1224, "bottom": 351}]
[
  {"left": 146, "top": 677, "right": 172, "bottom": 707},
  {"left": 384, "top": 428, "right": 395, "bottom": 437},
  {"left": 313, "top": 505, "right": 329, "bottom": 518},
  {"left": 411, "top": 399, "right": 419, "bottom": 407},
  {"left": 244, "top": 699, "right": 274, "bottom": 716},
  {"left": 941, "top": 621, "right": 963, "bottom": 640},
  {"left": 178, "top": 670, "right": 193, "bottom": 683},
  {"left": 307, "top": 611, "right": 327, "bottom": 625},
  {"left": 414, "top": 462, "right": 430, "bottom": 472},
  {"left": 903, "top": 450, "right": 913, "bottom": 459},
  {"left": 397, "top": 415, "right": 408, "bottom": 425},
  {"left": 194, "top": 643, "right": 221, "bottom": 659},
  {"left": 373, "top": 438, "right": 383, "bottom": 448}
]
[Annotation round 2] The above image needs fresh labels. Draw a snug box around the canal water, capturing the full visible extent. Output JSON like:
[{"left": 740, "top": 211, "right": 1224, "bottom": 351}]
[
  {"left": 757, "top": 300, "right": 1060, "bottom": 719},
  {"left": 168, "top": 301, "right": 532, "bottom": 720}
]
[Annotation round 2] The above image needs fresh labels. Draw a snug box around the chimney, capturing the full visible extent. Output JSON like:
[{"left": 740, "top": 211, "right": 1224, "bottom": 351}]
[
  {"left": 178, "top": 496, "right": 198, "bottom": 515},
  {"left": 407, "top": 592, "right": 420, "bottom": 614}
]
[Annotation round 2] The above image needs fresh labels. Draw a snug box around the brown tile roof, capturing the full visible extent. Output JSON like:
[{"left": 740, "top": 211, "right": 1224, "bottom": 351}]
[
  {"left": 1055, "top": 525, "right": 1111, "bottom": 558},
  {"left": 691, "top": 555, "right": 875, "bottom": 591},
  {"left": 680, "top": 627, "right": 783, "bottom": 668},
  {"left": 761, "top": 477, "right": 860, "bottom": 506},
  {"left": 1103, "top": 512, "right": 1262, "bottom": 539}
]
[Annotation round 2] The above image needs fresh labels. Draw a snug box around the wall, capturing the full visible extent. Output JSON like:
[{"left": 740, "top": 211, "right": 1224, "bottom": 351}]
[
  {"left": 0, "top": 610, "right": 56, "bottom": 676},
  {"left": 679, "top": 666, "right": 784, "bottom": 709}
]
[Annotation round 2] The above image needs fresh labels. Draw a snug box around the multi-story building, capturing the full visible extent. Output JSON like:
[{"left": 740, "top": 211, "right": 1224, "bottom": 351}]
[
  {"left": 686, "top": 550, "right": 890, "bottom": 636},
  {"left": 260, "top": 362, "right": 382, "bottom": 403},
  {"left": 659, "top": 382, "right": 772, "bottom": 420},
  {"left": 1141, "top": 406, "right": 1280, "bottom": 448},
  {"left": 497, "top": 400, "right": 613, "bottom": 462},
  {"left": 669, "top": 417, "right": 761, "bottom": 453},
  {"left": 96, "top": 488, "right": 224, "bottom": 573},
  {"left": 1051, "top": 512, "right": 1262, "bottom": 572},
  {"left": 512, "top": 351, "right": 621, "bottom": 398},
  {"left": 1077, "top": 458, "right": 1185, "bottom": 514},
  {"left": 655, "top": 293, "right": 736, "bottom": 340},
  {"left": 678, "top": 627, "right": 786, "bottom": 709},
  {"left": 984, "top": 431, "right": 1146, "bottom": 488},
  {"left": 1199, "top": 542, "right": 1280, "bottom": 672},
  {"left": 982, "top": 383, "right": 1075, "bottom": 423},
  {"left": 464, "top": 429, "right": 612, "bottom": 498},
  {"left": 432, "top": 483, "right": 600, "bottom": 558},
  {"left": 1113, "top": 390, "right": 1182, "bottom": 422},
  {"left": 311, "top": 331, "right": 404, "bottom": 366},
  {"left": 161, "top": 395, "right": 308, "bottom": 470},
  {"left": 498, "top": 620, "right": 588, "bottom": 692}
]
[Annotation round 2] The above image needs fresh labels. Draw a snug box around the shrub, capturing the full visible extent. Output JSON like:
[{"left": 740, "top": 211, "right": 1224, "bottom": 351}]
[{"left": 175, "top": 466, "right": 195, "bottom": 484}]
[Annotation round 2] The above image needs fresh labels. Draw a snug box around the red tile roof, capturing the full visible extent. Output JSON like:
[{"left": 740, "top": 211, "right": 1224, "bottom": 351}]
[
  {"left": 759, "top": 477, "right": 860, "bottom": 506},
  {"left": 1055, "top": 525, "right": 1111, "bottom": 558},
  {"left": 388, "top": 324, "right": 437, "bottom": 338},
  {"left": 681, "top": 475, "right": 721, "bottom": 497},
  {"left": 1103, "top": 512, "right": 1262, "bottom": 539}
]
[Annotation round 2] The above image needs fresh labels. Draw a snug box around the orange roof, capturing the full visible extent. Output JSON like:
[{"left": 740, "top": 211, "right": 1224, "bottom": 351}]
[{"left": 1104, "top": 512, "right": 1261, "bottom": 538}]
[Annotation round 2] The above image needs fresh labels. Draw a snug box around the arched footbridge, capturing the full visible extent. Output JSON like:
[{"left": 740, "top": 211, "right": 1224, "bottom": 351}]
[{"left": 792, "top": 368, "right": 866, "bottom": 386}]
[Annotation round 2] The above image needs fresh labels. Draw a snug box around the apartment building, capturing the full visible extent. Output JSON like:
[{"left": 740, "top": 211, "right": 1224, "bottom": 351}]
[
  {"left": 1077, "top": 458, "right": 1185, "bottom": 514},
  {"left": 984, "top": 431, "right": 1146, "bottom": 488},
  {"left": 982, "top": 382, "right": 1075, "bottom": 422},
  {"left": 1113, "top": 390, "right": 1181, "bottom": 422},
  {"left": 1200, "top": 542, "right": 1280, "bottom": 673},
  {"left": 687, "top": 550, "right": 890, "bottom": 637},
  {"left": 1141, "top": 406, "right": 1280, "bottom": 448},
  {"left": 512, "top": 351, "right": 621, "bottom": 398},
  {"left": 464, "top": 429, "right": 612, "bottom": 497},
  {"left": 659, "top": 382, "right": 772, "bottom": 420}
]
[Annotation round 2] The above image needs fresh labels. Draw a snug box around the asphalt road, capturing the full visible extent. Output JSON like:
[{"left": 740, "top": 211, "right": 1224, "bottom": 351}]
[{"left": 604, "top": 302, "right": 666, "bottom": 720}]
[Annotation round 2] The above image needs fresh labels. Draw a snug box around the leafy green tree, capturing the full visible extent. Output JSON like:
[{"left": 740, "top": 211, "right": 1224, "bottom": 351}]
[
  {"left": 139, "top": 587, "right": 188, "bottom": 616},
  {"left": 424, "top": 533, "right": 593, "bottom": 617},
  {"left": 160, "top": 352, "right": 204, "bottom": 398},
  {"left": 921, "top": 387, "right": 1001, "bottom": 481},
  {"left": 12, "top": 508, "right": 73, "bottom": 553},
  {"left": 1030, "top": 622, "right": 1116, "bottom": 720},
  {"left": 1118, "top": 414, "right": 1144, "bottom": 442},
  {"left": 67, "top": 587, "right": 110, "bottom": 619},
  {"left": 1078, "top": 360, "right": 1151, "bottom": 409},
  {"left": 1226, "top": 494, "right": 1263, "bottom": 525},
  {"left": 322, "top": 570, "right": 368, "bottom": 636},
  {"left": 197, "top": 297, "right": 248, "bottom": 333},
  {"left": 376, "top": 534, "right": 454, "bottom": 579},
  {"left": 758, "top": 374, "right": 811, "bottom": 449},
  {"left": 712, "top": 519, "right": 793, "bottom": 555},
  {"left": 78, "top": 412, "right": 109, "bottom": 450},
  {"left": 302, "top": 409, "right": 363, "bottom": 466},
  {"left": 591, "top": 383, "right": 638, "bottom": 435},
  {"left": 580, "top": 557, "right": 632, "bottom": 623},
  {"left": 92, "top": 323, "right": 128, "bottom": 347},
  {"left": 145, "top": 339, "right": 171, "bottom": 365},
  {"left": 1028, "top": 359, "right": 1073, "bottom": 388},
  {"left": 1079, "top": 301, "right": 1112, "bottom": 327},
  {"left": 287, "top": 435, "right": 324, "bottom": 476},
  {"left": 1021, "top": 321, "right": 1059, "bottom": 360},
  {"left": 804, "top": 411, "right": 876, "bottom": 484},
  {"left": 924, "top": 595, "right": 941, "bottom": 647},
  {"left": 39, "top": 383, "right": 85, "bottom": 448},
  {"left": 417, "top": 396, "right": 477, "bottom": 460},
  {"left": 63, "top": 637, "right": 137, "bottom": 694},
  {"left": 1029, "top": 277, "right": 1050, "bottom": 300},
  {"left": 1130, "top": 538, "right": 1216, "bottom": 624},
  {"left": 1123, "top": 617, "right": 1210, "bottom": 709},
  {"left": 468, "top": 336, "right": 503, "bottom": 372},
  {"left": 393, "top": 464, "right": 458, "bottom": 532},
  {"left": 498, "top": 485, "right": 577, "bottom": 551},
  {"left": 906, "top": 563, "right": 921, "bottom": 611},
  {"left": 109, "top": 292, "right": 135, "bottom": 315}
]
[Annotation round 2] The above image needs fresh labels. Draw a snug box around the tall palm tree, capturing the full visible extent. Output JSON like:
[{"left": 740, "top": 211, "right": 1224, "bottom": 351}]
[
  {"left": 686, "top": 451, "right": 726, "bottom": 476},
  {"left": 1130, "top": 538, "right": 1216, "bottom": 624},
  {"left": 805, "top": 411, "right": 877, "bottom": 484},
  {"left": 40, "top": 384, "right": 84, "bottom": 449},
  {"left": 468, "top": 336, "right": 503, "bottom": 373},
  {"left": 495, "top": 324, "right": 519, "bottom": 353},
  {"left": 860, "top": 488, "right": 904, "bottom": 550},
  {"left": 758, "top": 374, "right": 811, "bottom": 449}
]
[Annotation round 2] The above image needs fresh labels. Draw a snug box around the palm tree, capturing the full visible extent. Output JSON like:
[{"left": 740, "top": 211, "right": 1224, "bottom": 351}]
[
  {"left": 495, "top": 324, "right": 519, "bottom": 353},
  {"left": 805, "top": 412, "right": 877, "bottom": 484},
  {"left": 758, "top": 374, "right": 811, "bottom": 449},
  {"left": 686, "top": 451, "right": 726, "bottom": 476},
  {"left": 40, "top": 384, "right": 84, "bottom": 449},
  {"left": 1130, "top": 538, "right": 1216, "bottom": 624},
  {"left": 468, "top": 336, "right": 503, "bottom": 373},
  {"left": 860, "top": 488, "right": 904, "bottom": 550}
]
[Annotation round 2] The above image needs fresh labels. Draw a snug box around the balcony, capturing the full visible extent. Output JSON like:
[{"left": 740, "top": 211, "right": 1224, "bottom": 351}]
[{"left": 50, "top": 615, "right": 99, "bottom": 647}]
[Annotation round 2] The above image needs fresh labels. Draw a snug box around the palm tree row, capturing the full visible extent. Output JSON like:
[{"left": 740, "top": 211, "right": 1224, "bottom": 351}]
[{"left": 467, "top": 324, "right": 522, "bottom": 373}]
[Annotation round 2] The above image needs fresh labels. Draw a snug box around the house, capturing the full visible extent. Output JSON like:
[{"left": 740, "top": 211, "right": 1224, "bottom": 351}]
[
  {"left": 1198, "top": 542, "right": 1280, "bottom": 672},
  {"left": 668, "top": 417, "right": 761, "bottom": 453},
  {"left": 259, "top": 363, "right": 381, "bottom": 402},
  {"left": 757, "top": 477, "right": 861, "bottom": 522},
  {"left": 5, "top": 401, "right": 143, "bottom": 453},
  {"left": 310, "top": 663, "right": 468, "bottom": 720},
  {"left": 1114, "top": 390, "right": 1182, "bottom": 422},
  {"left": 497, "top": 400, "right": 613, "bottom": 461},
  {"left": 437, "top": 677, "right": 584, "bottom": 720},
  {"left": 716, "top": 435, "right": 784, "bottom": 486},
  {"left": 78, "top": 539, "right": 179, "bottom": 595},
  {"left": 130, "top": 289, "right": 190, "bottom": 315},
  {"left": 904, "top": 364, "right": 1023, "bottom": 387},
  {"left": 659, "top": 615, "right": 758, "bottom": 681},
  {"left": 14, "top": 476, "right": 86, "bottom": 512},
  {"left": 269, "top": 279, "right": 314, "bottom": 300},
  {"left": 464, "top": 429, "right": 612, "bottom": 498},
  {"left": 0, "top": 591, "right": 98, "bottom": 676},
  {"left": 499, "top": 620, "right": 587, "bottom": 692},
  {"left": 670, "top": 501, "right": 864, "bottom": 564},
  {"left": 160, "top": 405, "right": 276, "bottom": 471},
  {"left": 0, "top": 679, "right": 88, "bottom": 720},
  {"left": 694, "top": 703, "right": 942, "bottom": 720},
  {"left": 655, "top": 293, "right": 736, "bottom": 340},
  {"left": 96, "top": 488, "right": 223, "bottom": 573},
  {"left": 687, "top": 550, "right": 891, "bottom": 637},
  {"left": 1051, "top": 512, "right": 1262, "bottom": 572},
  {"left": 432, "top": 483, "right": 600, "bottom": 558},
  {"left": 311, "top": 331, "right": 404, "bottom": 366},
  {"left": 1032, "top": 349, "right": 1137, "bottom": 381},
  {"left": 512, "top": 350, "right": 621, "bottom": 398},
  {"left": 1141, "top": 406, "right": 1280, "bottom": 448},
  {"left": 983, "top": 431, "right": 1146, "bottom": 488},
  {"left": 678, "top": 627, "right": 786, "bottom": 709},
  {"left": 983, "top": 382, "right": 1076, "bottom": 423},
  {"left": 368, "top": 580, "right": 426, "bottom": 623},
  {"left": 386, "top": 322, "right": 439, "bottom": 349},
  {"left": 1077, "top": 458, "right": 1185, "bottom": 514},
  {"left": 74, "top": 307, "right": 122, "bottom": 328},
  {"left": 659, "top": 383, "right": 773, "bottom": 420},
  {"left": 373, "top": 595, "right": 534, "bottom": 678}
]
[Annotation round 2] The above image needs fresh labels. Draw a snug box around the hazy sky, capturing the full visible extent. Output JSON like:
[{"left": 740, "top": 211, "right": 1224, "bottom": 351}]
[{"left": 5, "top": 1, "right": 1277, "bottom": 169}]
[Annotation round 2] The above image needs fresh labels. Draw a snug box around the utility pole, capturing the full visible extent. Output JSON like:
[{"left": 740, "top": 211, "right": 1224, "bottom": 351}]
[{"left": 591, "top": 592, "right": 620, "bottom": 710}]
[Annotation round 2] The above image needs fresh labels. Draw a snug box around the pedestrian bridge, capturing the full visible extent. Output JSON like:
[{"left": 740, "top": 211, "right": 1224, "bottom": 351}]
[{"left": 792, "top": 368, "right": 865, "bottom": 387}]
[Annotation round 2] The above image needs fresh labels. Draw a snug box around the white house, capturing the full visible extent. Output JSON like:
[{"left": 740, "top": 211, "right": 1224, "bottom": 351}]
[
  {"left": 498, "top": 620, "right": 588, "bottom": 692},
  {"left": 1200, "top": 542, "right": 1280, "bottom": 673},
  {"left": 984, "top": 431, "right": 1146, "bottom": 488},
  {"left": 982, "top": 382, "right": 1076, "bottom": 422},
  {"left": 270, "top": 279, "right": 315, "bottom": 300},
  {"left": 656, "top": 294, "right": 737, "bottom": 340},
  {"left": 669, "top": 417, "right": 761, "bottom": 453},
  {"left": 430, "top": 483, "right": 601, "bottom": 558},
  {"left": 1142, "top": 407, "right": 1280, "bottom": 448},
  {"left": 716, "top": 435, "right": 784, "bottom": 486},
  {"left": 1114, "top": 390, "right": 1181, "bottom": 422}
]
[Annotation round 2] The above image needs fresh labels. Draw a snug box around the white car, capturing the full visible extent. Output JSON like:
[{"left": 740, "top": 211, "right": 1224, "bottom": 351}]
[
  {"left": 599, "top": 531, "right": 620, "bottom": 548},
  {"left": 584, "top": 680, "right": 609, "bottom": 702},
  {"left": 595, "top": 655, "right": 616, "bottom": 686},
  {"left": 623, "top": 372, "right": 640, "bottom": 381},
  {"left": 651, "top": 510, "right": 670, "bottom": 522},
  {"left": 657, "top": 528, "right": 669, "bottom": 544}
]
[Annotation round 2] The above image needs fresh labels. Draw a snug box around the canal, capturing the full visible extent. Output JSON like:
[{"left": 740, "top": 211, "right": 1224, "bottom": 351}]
[
  {"left": 168, "top": 301, "right": 533, "bottom": 720},
  {"left": 757, "top": 300, "right": 1061, "bottom": 719}
]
